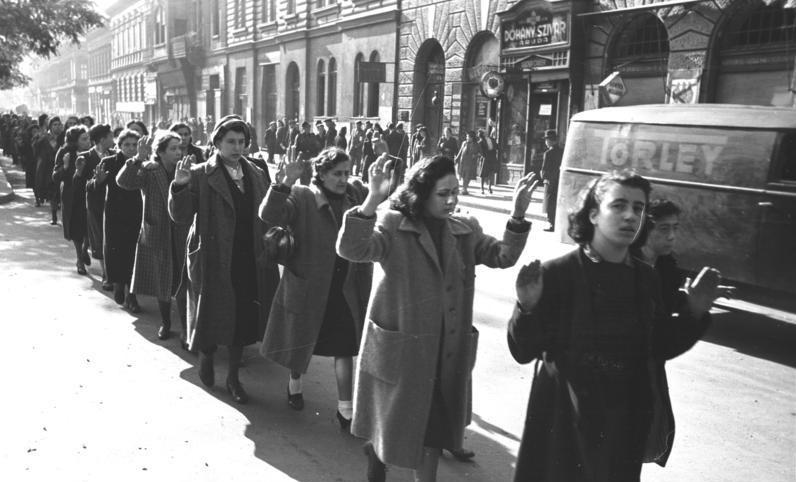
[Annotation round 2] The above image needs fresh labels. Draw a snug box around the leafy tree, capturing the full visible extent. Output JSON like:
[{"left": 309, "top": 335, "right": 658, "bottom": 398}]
[{"left": 0, "top": 0, "right": 104, "bottom": 89}]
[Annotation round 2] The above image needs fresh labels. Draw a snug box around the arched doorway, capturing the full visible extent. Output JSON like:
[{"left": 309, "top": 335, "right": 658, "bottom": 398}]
[
  {"left": 285, "top": 62, "right": 300, "bottom": 122},
  {"left": 461, "top": 32, "right": 500, "bottom": 136},
  {"left": 708, "top": 0, "right": 795, "bottom": 106},
  {"left": 412, "top": 39, "right": 445, "bottom": 149},
  {"left": 606, "top": 13, "right": 670, "bottom": 105}
]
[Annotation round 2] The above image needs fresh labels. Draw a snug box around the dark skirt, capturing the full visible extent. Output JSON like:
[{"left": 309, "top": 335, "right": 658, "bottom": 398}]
[
  {"left": 86, "top": 198, "right": 104, "bottom": 258},
  {"left": 69, "top": 183, "right": 88, "bottom": 243},
  {"left": 314, "top": 256, "right": 358, "bottom": 356}
]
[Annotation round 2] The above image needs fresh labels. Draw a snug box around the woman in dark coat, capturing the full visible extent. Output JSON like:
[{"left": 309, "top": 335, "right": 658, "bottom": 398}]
[
  {"left": 361, "top": 129, "right": 375, "bottom": 183},
  {"left": 508, "top": 171, "right": 723, "bottom": 482},
  {"left": 169, "top": 116, "right": 279, "bottom": 404},
  {"left": 81, "top": 124, "right": 116, "bottom": 290},
  {"left": 98, "top": 129, "right": 144, "bottom": 311},
  {"left": 260, "top": 147, "right": 371, "bottom": 426},
  {"left": 34, "top": 117, "right": 62, "bottom": 223},
  {"left": 477, "top": 129, "right": 499, "bottom": 194},
  {"left": 20, "top": 124, "right": 39, "bottom": 190},
  {"left": 52, "top": 125, "right": 91, "bottom": 273}
]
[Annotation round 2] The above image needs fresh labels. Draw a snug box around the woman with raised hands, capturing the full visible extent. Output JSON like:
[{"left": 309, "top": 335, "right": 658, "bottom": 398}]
[
  {"left": 117, "top": 132, "right": 192, "bottom": 346},
  {"left": 168, "top": 116, "right": 279, "bottom": 404},
  {"left": 259, "top": 147, "right": 372, "bottom": 428},
  {"left": 337, "top": 155, "right": 540, "bottom": 482}
]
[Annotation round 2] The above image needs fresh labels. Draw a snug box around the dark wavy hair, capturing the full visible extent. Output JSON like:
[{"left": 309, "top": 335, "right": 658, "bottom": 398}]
[
  {"left": 116, "top": 128, "right": 142, "bottom": 148},
  {"left": 390, "top": 155, "right": 457, "bottom": 220},
  {"left": 312, "top": 147, "right": 350, "bottom": 185},
  {"left": 154, "top": 131, "right": 182, "bottom": 155},
  {"left": 630, "top": 199, "right": 682, "bottom": 254},
  {"left": 126, "top": 120, "right": 149, "bottom": 136},
  {"left": 169, "top": 122, "right": 192, "bottom": 138},
  {"left": 88, "top": 124, "right": 112, "bottom": 144},
  {"left": 567, "top": 170, "right": 651, "bottom": 245},
  {"left": 64, "top": 125, "right": 88, "bottom": 148}
]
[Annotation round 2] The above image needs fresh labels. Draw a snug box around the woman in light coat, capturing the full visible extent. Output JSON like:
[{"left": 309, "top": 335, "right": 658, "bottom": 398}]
[
  {"left": 259, "top": 147, "right": 372, "bottom": 427},
  {"left": 337, "top": 155, "right": 540, "bottom": 481},
  {"left": 169, "top": 116, "right": 279, "bottom": 404},
  {"left": 117, "top": 131, "right": 191, "bottom": 345},
  {"left": 454, "top": 130, "right": 480, "bottom": 196}
]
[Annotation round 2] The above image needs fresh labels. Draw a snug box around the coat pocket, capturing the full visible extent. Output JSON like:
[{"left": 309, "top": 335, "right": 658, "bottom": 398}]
[
  {"left": 359, "top": 319, "right": 412, "bottom": 385},
  {"left": 278, "top": 269, "right": 309, "bottom": 315}
]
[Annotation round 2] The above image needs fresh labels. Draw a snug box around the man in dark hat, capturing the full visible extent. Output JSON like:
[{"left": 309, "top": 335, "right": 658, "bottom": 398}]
[
  {"left": 540, "top": 129, "right": 562, "bottom": 232},
  {"left": 323, "top": 118, "right": 337, "bottom": 148},
  {"left": 294, "top": 121, "right": 322, "bottom": 185},
  {"left": 264, "top": 120, "right": 278, "bottom": 164}
]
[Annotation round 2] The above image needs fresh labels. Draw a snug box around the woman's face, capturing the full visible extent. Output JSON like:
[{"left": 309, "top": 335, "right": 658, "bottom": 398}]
[
  {"left": 319, "top": 160, "right": 351, "bottom": 195},
  {"left": 160, "top": 138, "right": 182, "bottom": 164},
  {"left": 646, "top": 214, "right": 679, "bottom": 257},
  {"left": 174, "top": 127, "right": 192, "bottom": 148},
  {"left": 119, "top": 136, "right": 138, "bottom": 159},
  {"left": 77, "top": 132, "right": 91, "bottom": 151},
  {"left": 424, "top": 173, "right": 459, "bottom": 219},
  {"left": 589, "top": 182, "right": 646, "bottom": 250},
  {"left": 215, "top": 130, "right": 246, "bottom": 162}
]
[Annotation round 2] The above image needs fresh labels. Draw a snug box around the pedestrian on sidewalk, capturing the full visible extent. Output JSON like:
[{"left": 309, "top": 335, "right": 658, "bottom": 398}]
[
  {"left": 20, "top": 124, "right": 39, "bottom": 190},
  {"left": 454, "top": 130, "right": 480, "bottom": 195},
  {"left": 34, "top": 116, "right": 62, "bottom": 223},
  {"left": 99, "top": 128, "right": 144, "bottom": 312},
  {"left": 508, "top": 171, "right": 722, "bottom": 482},
  {"left": 477, "top": 128, "right": 499, "bottom": 195},
  {"left": 168, "top": 116, "right": 279, "bottom": 404},
  {"left": 540, "top": 129, "right": 562, "bottom": 231},
  {"left": 80, "top": 124, "right": 115, "bottom": 290},
  {"left": 337, "top": 155, "right": 540, "bottom": 482},
  {"left": 52, "top": 125, "right": 91, "bottom": 274},
  {"left": 259, "top": 147, "right": 372, "bottom": 427},
  {"left": 117, "top": 131, "right": 191, "bottom": 346}
]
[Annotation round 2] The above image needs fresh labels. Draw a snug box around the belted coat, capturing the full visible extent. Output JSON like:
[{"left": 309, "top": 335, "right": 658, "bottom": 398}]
[
  {"left": 258, "top": 181, "right": 372, "bottom": 373},
  {"left": 337, "top": 209, "right": 529, "bottom": 469},
  {"left": 117, "top": 159, "right": 190, "bottom": 300},
  {"left": 168, "top": 155, "right": 279, "bottom": 349}
]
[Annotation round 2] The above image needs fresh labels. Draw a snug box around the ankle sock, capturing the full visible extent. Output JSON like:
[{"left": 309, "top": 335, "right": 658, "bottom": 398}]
[
  {"left": 288, "top": 376, "right": 302, "bottom": 395},
  {"left": 338, "top": 400, "right": 353, "bottom": 419}
]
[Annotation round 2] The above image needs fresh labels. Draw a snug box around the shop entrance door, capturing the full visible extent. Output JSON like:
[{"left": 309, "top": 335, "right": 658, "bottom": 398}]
[{"left": 527, "top": 88, "right": 558, "bottom": 175}]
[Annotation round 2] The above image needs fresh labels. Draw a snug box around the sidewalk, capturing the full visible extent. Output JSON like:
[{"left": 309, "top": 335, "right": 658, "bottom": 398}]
[
  {"left": 0, "top": 155, "right": 14, "bottom": 204},
  {"left": 456, "top": 182, "right": 548, "bottom": 223}
]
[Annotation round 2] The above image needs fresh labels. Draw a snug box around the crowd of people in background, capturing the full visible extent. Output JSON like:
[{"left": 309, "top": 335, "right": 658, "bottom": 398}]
[{"left": 0, "top": 109, "right": 727, "bottom": 482}]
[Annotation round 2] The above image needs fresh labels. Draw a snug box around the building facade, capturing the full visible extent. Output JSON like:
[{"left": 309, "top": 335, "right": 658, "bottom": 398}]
[{"left": 86, "top": 27, "right": 114, "bottom": 124}]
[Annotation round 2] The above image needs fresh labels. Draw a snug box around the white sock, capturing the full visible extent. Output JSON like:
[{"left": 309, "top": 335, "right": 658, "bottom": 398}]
[
  {"left": 338, "top": 400, "right": 353, "bottom": 419},
  {"left": 288, "top": 376, "right": 302, "bottom": 395}
]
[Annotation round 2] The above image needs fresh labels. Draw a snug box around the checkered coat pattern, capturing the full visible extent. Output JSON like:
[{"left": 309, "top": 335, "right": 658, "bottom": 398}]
[{"left": 117, "top": 159, "right": 189, "bottom": 300}]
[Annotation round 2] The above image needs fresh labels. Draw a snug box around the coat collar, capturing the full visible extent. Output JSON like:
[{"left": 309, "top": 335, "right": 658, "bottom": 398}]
[
  {"left": 310, "top": 182, "right": 359, "bottom": 212},
  {"left": 397, "top": 215, "right": 472, "bottom": 273},
  {"left": 397, "top": 215, "right": 472, "bottom": 236}
]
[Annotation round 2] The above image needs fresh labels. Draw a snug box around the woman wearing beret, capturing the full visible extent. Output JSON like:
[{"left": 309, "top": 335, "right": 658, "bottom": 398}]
[{"left": 169, "top": 116, "right": 279, "bottom": 404}]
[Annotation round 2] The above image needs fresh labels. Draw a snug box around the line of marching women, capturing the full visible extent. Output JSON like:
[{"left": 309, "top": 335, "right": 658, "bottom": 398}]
[{"left": 8, "top": 112, "right": 728, "bottom": 482}]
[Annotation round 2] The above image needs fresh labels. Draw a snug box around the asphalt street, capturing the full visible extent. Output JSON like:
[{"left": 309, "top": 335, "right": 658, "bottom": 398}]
[{"left": 0, "top": 161, "right": 794, "bottom": 482}]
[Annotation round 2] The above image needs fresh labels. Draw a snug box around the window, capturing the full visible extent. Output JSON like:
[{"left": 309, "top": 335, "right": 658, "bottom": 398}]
[
  {"left": 235, "top": 67, "right": 248, "bottom": 115},
  {"left": 286, "top": 0, "right": 295, "bottom": 15},
  {"left": 353, "top": 53, "right": 364, "bottom": 116},
  {"left": 317, "top": 59, "right": 326, "bottom": 115},
  {"left": 261, "top": 0, "right": 276, "bottom": 23},
  {"left": 154, "top": 7, "right": 166, "bottom": 44},
  {"left": 262, "top": 65, "right": 277, "bottom": 123},
  {"left": 367, "top": 50, "right": 380, "bottom": 117},
  {"left": 235, "top": 0, "right": 245, "bottom": 28},
  {"left": 327, "top": 57, "right": 337, "bottom": 116},
  {"left": 776, "top": 132, "right": 796, "bottom": 182},
  {"left": 212, "top": 0, "right": 220, "bottom": 36},
  {"left": 723, "top": 6, "right": 795, "bottom": 49},
  {"left": 613, "top": 15, "right": 669, "bottom": 59}
]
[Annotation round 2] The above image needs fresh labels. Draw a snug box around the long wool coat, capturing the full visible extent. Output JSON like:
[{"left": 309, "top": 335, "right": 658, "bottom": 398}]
[
  {"left": 117, "top": 159, "right": 190, "bottom": 301},
  {"left": 259, "top": 182, "right": 372, "bottom": 373},
  {"left": 337, "top": 210, "right": 529, "bottom": 469},
  {"left": 52, "top": 145, "right": 80, "bottom": 241},
  {"left": 81, "top": 149, "right": 106, "bottom": 259},
  {"left": 100, "top": 153, "right": 143, "bottom": 284},
  {"left": 507, "top": 249, "right": 711, "bottom": 482},
  {"left": 168, "top": 155, "right": 279, "bottom": 349}
]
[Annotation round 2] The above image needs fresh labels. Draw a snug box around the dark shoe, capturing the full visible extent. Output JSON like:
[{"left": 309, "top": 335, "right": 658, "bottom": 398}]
[
  {"left": 81, "top": 250, "right": 91, "bottom": 266},
  {"left": 489, "top": 187, "right": 493, "bottom": 194},
  {"left": 287, "top": 386, "right": 304, "bottom": 410},
  {"left": 337, "top": 411, "right": 352, "bottom": 431},
  {"left": 50, "top": 219, "right": 58, "bottom": 226},
  {"left": 76, "top": 262, "right": 87, "bottom": 275},
  {"left": 363, "top": 442, "right": 386, "bottom": 482},
  {"left": 101, "top": 281, "right": 113, "bottom": 291},
  {"left": 198, "top": 352, "right": 214, "bottom": 387},
  {"left": 448, "top": 448, "right": 476, "bottom": 462},
  {"left": 226, "top": 378, "right": 249, "bottom": 404},
  {"left": 157, "top": 325, "right": 171, "bottom": 340},
  {"left": 113, "top": 284, "right": 125, "bottom": 305},
  {"left": 125, "top": 294, "right": 141, "bottom": 314},
  {"left": 543, "top": 225, "right": 555, "bottom": 232}
]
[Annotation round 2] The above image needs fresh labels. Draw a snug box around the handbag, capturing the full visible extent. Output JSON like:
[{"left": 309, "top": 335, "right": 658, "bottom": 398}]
[{"left": 262, "top": 225, "right": 295, "bottom": 265}]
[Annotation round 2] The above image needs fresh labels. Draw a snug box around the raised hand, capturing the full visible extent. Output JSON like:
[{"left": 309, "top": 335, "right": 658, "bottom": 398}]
[
  {"left": 174, "top": 157, "right": 192, "bottom": 186},
  {"left": 279, "top": 156, "right": 304, "bottom": 186},
  {"left": 368, "top": 155, "right": 393, "bottom": 200},
  {"left": 93, "top": 163, "right": 109, "bottom": 184},
  {"left": 137, "top": 135, "right": 153, "bottom": 161},
  {"left": 511, "top": 172, "right": 540, "bottom": 219},
  {"left": 683, "top": 267, "right": 722, "bottom": 317},
  {"left": 63, "top": 152, "right": 72, "bottom": 170},
  {"left": 75, "top": 155, "right": 86, "bottom": 175},
  {"left": 516, "top": 260, "right": 543, "bottom": 311}
]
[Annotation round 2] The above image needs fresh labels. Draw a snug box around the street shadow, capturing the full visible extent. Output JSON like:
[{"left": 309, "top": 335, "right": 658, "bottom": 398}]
[{"left": 701, "top": 309, "right": 796, "bottom": 369}]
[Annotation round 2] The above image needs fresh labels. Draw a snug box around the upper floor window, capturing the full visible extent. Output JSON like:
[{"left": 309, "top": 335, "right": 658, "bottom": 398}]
[
  {"left": 316, "top": 0, "right": 336, "bottom": 7},
  {"left": 261, "top": 0, "right": 276, "bottom": 23},
  {"left": 613, "top": 14, "right": 669, "bottom": 59},
  {"left": 722, "top": 4, "right": 795, "bottom": 49},
  {"left": 212, "top": 0, "right": 220, "bottom": 36},
  {"left": 317, "top": 59, "right": 326, "bottom": 115},
  {"left": 286, "top": 0, "right": 296, "bottom": 15},
  {"left": 327, "top": 57, "right": 337, "bottom": 116},
  {"left": 235, "top": 0, "right": 245, "bottom": 28},
  {"left": 154, "top": 7, "right": 166, "bottom": 44}
]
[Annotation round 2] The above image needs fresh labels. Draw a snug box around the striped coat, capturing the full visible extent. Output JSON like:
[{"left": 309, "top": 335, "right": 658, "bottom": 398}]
[{"left": 117, "top": 159, "right": 189, "bottom": 300}]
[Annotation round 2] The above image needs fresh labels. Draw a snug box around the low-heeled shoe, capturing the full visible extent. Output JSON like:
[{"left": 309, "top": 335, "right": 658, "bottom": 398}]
[
  {"left": 226, "top": 379, "right": 249, "bottom": 404},
  {"left": 287, "top": 387, "right": 304, "bottom": 410}
]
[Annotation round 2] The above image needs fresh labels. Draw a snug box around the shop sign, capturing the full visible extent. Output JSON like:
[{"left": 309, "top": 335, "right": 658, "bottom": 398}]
[
  {"left": 599, "top": 71, "right": 626, "bottom": 106},
  {"left": 476, "top": 101, "right": 489, "bottom": 118},
  {"left": 666, "top": 69, "right": 701, "bottom": 104},
  {"left": 480, "top": 71, "right": 505, "bottom": 99},
  {"left": 357, "top": 62, "right": 386, "bottom": 83},
  {"left": 144, "top": 75, "right": 157, "bottom": 105},
  {"left": 116, "top": 101, "right": 145, "bottom": 113},
  {"left": 502, "top": 9, "right": 568, "bottom": 50}
]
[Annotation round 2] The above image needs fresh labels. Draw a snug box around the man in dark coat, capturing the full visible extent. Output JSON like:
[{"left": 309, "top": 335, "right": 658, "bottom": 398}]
[
  {"left": 263, "top": 121, "right": 278, "bottom": 164},
  {"left": 540, "top": 129, "right": 563, "bottom": 232},
  {"left": 323, "top": 119, "right": 337, "bottom": 148},
  {"left": 294, "top": 122, "right": 322, "bottom": 185}
]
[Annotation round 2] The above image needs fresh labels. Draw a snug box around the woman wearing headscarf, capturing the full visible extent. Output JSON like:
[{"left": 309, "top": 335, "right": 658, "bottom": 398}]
[
  {"left": 169, "top": 116, "right": 279, "bottom": 404},
  {"left": 52, "top": 125, "right": 91, "bottom": 274},
  {"left": 98, "top": 129, "right": 144, "bottom": 312},
  {"left": 117, "top": 131, "right": 192, "bottom": 345},
  {"left": 337, "top": 156, "right": 539, "bottom": 481},
  {"left": 259, "top": 147, "right": 371, "bottom": 427}
]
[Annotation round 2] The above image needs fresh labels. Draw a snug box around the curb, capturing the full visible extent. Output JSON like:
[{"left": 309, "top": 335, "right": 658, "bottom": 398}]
[{"left": 0, "top": 156, "right": 15, "bottom": 204}]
